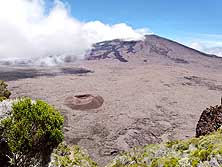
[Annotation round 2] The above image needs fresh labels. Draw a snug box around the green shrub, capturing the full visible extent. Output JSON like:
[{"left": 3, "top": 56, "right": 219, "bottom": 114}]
[
  {"left": 106, "top": 131, "right": 222, "bottom": 167},
  {"left": 0, "top": 80, "right": 11, "bottom": 101},
  {"left": 0, "top": 98, "right": 64, "bottom": 167},
  {"left": 50, "top": 143, "right": 98, "bottom": 167}
]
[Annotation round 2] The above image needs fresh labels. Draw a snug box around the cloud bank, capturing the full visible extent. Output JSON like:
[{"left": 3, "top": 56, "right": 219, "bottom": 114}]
[
  {"left": 189, "top": 33, "right": 222, "bottom": 57},
  {"left": 0, "top": 0, "right": 150, "bottom": 66},
  {"left": 190, "top": 42, "right": 222, "bottom": 57}
]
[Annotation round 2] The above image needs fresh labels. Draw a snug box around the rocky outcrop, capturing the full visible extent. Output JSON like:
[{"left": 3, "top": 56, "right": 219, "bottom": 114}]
[
  {"left": 196, "top": 99, "right": 222, "bottom": 137},
  {"left": 0, "top": 138, "right": 11, "bottom": 167},
  {"left": 64, "top": 94, "right": 104, "bottom": 110},
  {"left": 0, "top": 99, "right": 16, "bottom": 121}
]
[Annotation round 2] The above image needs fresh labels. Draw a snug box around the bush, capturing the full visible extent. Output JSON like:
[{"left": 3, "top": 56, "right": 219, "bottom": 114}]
[
  {"left": 0, "top": 80, "right": 11, "bottom": 102},
  {"left": 0, "top": 98, "right": 64, "bottom": 167},
  {"left": 106, "top": 130, "right": 222, "bottom": 167},
  {"left": 50, "top": 143, "right": 98, "bottom": 167}
]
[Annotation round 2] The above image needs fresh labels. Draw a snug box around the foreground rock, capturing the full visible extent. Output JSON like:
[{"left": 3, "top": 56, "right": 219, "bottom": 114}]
[
  {"left": 196, "top": 100, "right": 222, "bottom": 137},
  {"left": 64, "top": 94, "right": 104, "bottom": 110},
  {"left": 0, "top": 99, "right": 16, "bottom": 121}
]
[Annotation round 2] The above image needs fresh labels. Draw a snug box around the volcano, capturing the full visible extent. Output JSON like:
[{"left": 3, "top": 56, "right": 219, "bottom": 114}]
[
  {"left": 1, "top": 35, "right": 222, "bottom": 166},
  {"left": 86, "top": 35, "right": 221, "bottom": 67}
]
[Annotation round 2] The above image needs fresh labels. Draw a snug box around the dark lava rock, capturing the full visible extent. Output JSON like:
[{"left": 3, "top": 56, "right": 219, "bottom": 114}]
[
  {"left": 196, "top": 99, "right": 222, "bottom": 137},
  {"left": 85, "top": 39, "right": 137, "bottom": 62},
  {"left": 0, "top": 138, "right": 11, "bottom": 167}
]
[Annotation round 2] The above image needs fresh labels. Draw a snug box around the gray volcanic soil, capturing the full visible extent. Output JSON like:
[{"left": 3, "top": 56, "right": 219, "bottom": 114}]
[{"left": 1, "top": 35, "right": 222, "bottom": 166}]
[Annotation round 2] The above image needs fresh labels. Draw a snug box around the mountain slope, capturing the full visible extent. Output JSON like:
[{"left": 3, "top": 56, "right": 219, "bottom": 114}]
[{"left": 86, "top": 35, "right": 222, "bottom": 68}]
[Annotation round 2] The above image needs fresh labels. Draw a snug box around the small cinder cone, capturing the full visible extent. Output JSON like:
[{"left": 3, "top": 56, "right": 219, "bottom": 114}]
[{"left": 64, "top": 94, "right": 104, "bottom": 110}]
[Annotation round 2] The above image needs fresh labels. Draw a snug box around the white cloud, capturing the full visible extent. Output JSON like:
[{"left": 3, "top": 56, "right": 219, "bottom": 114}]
[
  {"left": 188, "top": 33, "right": 222, "bottom": 57},
  {"left": 205, "top": 47, "right": 222, "bottom": 56},
  {"left": 0, "top": 0, "right": 151, "bottom": 66},
  {"left": 190, "top": 42, "right": 205, "bottom": 51},
  {"left": 189, "top": 42, "right": 222, "bottom": 57}
]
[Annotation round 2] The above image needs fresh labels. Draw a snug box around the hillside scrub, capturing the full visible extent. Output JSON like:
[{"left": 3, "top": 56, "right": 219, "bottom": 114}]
[
  {"left": 49, "top": 131, "right": 222, "bottom": 167},
  {"left": 0, "top": 98, "right": 64, "bottom": 167},
  {"left": 0, "top": 80, "right": 11, "bottom": 102},
  {"left": 106, "top": 130, "right": 222, "bottom": 167},
  {"left": 49, "top": 143, "right": 98, "bottom": 167}
]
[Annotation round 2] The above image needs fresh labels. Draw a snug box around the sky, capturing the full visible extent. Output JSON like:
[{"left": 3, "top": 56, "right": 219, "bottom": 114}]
[
  {"left": 0, "top": 0, "right": 221, "bottom": 66},
  {"left": 63, "top": 0, "right": 222, "bottom": 54}
]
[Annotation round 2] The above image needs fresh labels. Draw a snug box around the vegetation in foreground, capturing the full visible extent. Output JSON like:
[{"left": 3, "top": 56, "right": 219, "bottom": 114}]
[
  {"left": 0, "top": 80, "right": 11, "bottom": 102},
  {"left": 0, "top": 98, "right": 64, "bottom": 167},
  {"left": 49, "top": 143, "right": 98, "bottom": 167},
  {"left": 106, "top": 130, "right": 222, "bottom": 167},
  {"left": 49, "top": 130, "right": 222, "bottom": 167}
]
